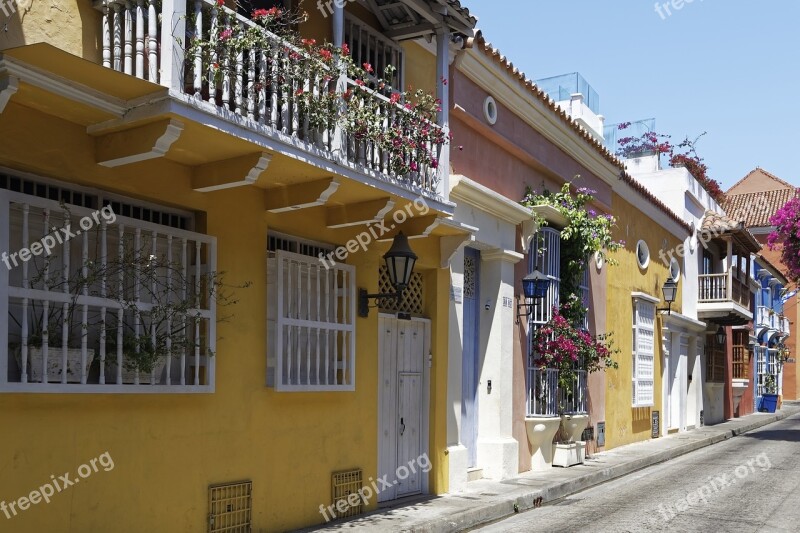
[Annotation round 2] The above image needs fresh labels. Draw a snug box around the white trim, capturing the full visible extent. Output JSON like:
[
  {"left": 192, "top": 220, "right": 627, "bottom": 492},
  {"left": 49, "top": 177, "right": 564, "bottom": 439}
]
[
  {"left": 636, "top": 240, "right": 650, "bottom": 269},
  {"left": 481, "top": 248, "right": 523, "bottom": 264},
  {"left": 632, "top": 291, "right": 660, "bottom": 304},
  {"left": 483, "top": 95, "right": 498, "bottom": 125},
  {"left": 450, "top": 174, "right": 531, "bottom": 225},
  {"left": 660, "top": 312, "right": 707, "bottom": 332}
]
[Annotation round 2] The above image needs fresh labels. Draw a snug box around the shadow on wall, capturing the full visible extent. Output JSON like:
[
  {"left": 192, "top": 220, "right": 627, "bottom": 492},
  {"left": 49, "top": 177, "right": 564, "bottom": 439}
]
[
  {"left": 0, "top": 1, "right": 102, "bottom": 62},
  {"left": 632, "top": 406, "right": 651, "bottom": 434}
]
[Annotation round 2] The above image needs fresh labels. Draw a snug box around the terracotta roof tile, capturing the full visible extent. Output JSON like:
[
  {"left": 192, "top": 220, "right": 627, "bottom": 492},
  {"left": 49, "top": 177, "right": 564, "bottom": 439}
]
[
  {"left": 723, "top": 189, "right": 799, "bottom": 228},
  {"left": 700, "top": 210, "right": 761, "bottom": 253},
  {"left": 726, "top": 167, "right": 795, "bottom": 194},
  {"left": 473, "top": 37, "right": 691, "bottom": 234}
]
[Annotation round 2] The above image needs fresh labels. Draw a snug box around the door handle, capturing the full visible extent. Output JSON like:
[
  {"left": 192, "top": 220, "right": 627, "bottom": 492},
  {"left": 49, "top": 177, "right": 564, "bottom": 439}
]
[{"left": 399, "top": 417, "right": 405, "bottom": 436}]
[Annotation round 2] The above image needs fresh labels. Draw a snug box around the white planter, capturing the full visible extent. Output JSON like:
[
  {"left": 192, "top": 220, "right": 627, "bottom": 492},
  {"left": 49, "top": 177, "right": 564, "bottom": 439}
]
[
  {"left": 553, "top": 442, "right": 585, "bottom": 468},
  {"left": 524, "top": 417, "right": 562, "bottom": 471},
  {"left": 560, "top": 414, "right": 590, "bottom": 443},
  {"left": 104, "top": 358, "right": 168, "bottom": 384},
  {"left": 15, "top": 346, "right": 93, "bottom": 383}
]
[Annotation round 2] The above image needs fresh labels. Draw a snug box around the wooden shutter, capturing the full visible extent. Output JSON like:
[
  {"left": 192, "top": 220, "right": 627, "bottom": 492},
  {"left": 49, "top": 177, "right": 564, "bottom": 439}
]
[{"left": 633, "top": 299, "right": 655, "bottom": 407}]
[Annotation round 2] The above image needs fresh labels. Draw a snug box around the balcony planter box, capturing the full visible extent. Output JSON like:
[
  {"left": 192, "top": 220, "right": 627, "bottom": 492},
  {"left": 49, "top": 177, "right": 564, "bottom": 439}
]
[
  {"left": 759, "top": 394, "right": 779, "bottom": 413},
  {"left": 14, "top": 346, "right": 92, "bottom": 383},
  {"left": 552, "top": 441, "right": 585, "bottom": 468}
]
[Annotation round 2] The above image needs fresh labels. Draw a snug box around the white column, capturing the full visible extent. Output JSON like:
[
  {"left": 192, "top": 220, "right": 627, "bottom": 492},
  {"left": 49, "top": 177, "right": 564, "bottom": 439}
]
[
  {"left": 476, "top": 249, "right": 521, "bottom": 481},
  {"left": 446, "top": 246, "right": 468, "bottom": 492},
  {"left": 159, "top": 0, "right": 186, "bottom": 91},
  {"left": 435, "top": 27, "right": 451, "bottom": 201}
]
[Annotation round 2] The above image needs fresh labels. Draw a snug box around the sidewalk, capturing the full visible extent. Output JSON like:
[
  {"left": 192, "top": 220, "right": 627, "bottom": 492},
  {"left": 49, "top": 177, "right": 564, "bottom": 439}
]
[{"left": 305, "top": 404, "right": 800, "bottom": 533}]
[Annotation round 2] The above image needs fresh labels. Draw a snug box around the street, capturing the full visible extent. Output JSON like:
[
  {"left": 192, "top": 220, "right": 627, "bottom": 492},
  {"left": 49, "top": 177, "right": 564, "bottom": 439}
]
[{"left": 476, "top": 412, "right": 800, "bottom": 532}]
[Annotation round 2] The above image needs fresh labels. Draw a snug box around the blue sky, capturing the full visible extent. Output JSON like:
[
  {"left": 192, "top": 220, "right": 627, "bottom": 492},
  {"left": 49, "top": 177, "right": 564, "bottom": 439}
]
[{"left": 465, "top": 0, "right": 799, "bottom": 189}]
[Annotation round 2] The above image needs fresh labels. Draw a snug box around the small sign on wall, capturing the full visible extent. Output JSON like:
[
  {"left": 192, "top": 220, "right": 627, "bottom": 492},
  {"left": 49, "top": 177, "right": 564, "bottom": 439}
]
[
  {"left": 451, "top": 284, "right": 463, "bottom": 304},
  {"left": 652, "top": 411, "right": 660, "bottom": 439}
]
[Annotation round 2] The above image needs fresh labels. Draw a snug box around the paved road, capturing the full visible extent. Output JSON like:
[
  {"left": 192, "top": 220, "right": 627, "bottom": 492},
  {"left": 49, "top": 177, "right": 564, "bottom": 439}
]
[{"left": 476, "top": 412, "right": 800, "bottom": 532}]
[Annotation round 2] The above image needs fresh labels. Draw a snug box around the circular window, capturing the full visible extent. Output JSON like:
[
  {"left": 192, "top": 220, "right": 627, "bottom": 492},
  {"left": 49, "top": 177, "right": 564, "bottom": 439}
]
[
  {"left": 594, "top": 250, "right": 605, "bottom": 270},
  {"left": 670, "top": 258, "right": 681, "bottom": 280},
  {"left": 483, "top": 96, "right": 498, "bottom": 125},
  {"left": 636, "top": 240, "right": 650, "bottom": 269}
]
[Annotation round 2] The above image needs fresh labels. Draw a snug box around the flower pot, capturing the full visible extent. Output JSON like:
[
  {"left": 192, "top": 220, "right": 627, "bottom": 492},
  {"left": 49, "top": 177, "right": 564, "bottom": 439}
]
[
  {"left": 104, "top": 357, "right": 168, "bottom": 385},
  {"left": 560, "top": 414, "right": 590, "bottom": 444},
  {"left": 524, "top": 417, "right": 561, "bottom": 471},
  {"left": 759, "top": 394, "right": 779, "bottom": 413},
  {"left": 552, "top": 442, "right": 585, "bottom": 468},
  {"left": 15, "top": 346, "right": 92, "bottom": 383}
]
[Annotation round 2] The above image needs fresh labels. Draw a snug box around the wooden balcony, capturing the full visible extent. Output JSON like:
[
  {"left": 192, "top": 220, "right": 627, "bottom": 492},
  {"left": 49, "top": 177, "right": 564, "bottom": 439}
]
[{"left": 697, "top": 272, "right": 752, "bottom": 325}]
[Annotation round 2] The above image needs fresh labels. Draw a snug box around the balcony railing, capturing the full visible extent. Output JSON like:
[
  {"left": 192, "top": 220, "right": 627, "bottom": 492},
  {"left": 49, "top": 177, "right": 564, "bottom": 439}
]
[
  {"left": 527, "top": 367, "right": 559, "bottom": 417},
  {"left": 698, "top": 272, "right": 750, "bottom": 308},
  {"left": 732, "top": 345, "right": 749, "bottom": 380},
  {"left": 93, "top": 0, "right": 444, "bottom": 198},
  {"left": 781, "top": 316, "right": 791, "bottom": 335},
  {"left": 756, "top": 306, "right": 771, "bottom": 328}
]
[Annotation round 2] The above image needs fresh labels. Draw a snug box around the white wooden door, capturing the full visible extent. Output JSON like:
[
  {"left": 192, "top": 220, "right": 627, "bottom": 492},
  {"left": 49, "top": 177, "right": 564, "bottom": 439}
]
[{"left": 378, "top": 315, "right": 429, "bottom": 502}]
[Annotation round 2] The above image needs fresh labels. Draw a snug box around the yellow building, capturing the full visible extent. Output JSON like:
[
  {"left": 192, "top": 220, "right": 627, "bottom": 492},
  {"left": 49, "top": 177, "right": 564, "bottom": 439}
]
[
  {"left": 604, "top": 190, "right": 691, "bottom": 449},
  {"left": 0, "top": 1, "right": 478, "bottom": 531}
]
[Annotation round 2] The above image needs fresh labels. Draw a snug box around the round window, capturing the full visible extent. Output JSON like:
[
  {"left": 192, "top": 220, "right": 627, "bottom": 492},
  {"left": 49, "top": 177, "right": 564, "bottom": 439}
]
[
  {"left": 636, "top": 240, "right": 650, "bottom": 269},
  {"left": 483, "top": 96, "right": 498, "bottom": 125},
  {"left": 670, "top": 257, "right": 681, "bottom": 280}
]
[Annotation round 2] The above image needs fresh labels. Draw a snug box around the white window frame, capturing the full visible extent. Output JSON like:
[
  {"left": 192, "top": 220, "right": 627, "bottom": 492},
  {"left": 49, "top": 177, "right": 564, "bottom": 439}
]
[
  {"left": 267, "top": 248, "right": 356, "bottom": 392},
  {"left": 632, "top": 294, "right": 657, "bottom": 407}
]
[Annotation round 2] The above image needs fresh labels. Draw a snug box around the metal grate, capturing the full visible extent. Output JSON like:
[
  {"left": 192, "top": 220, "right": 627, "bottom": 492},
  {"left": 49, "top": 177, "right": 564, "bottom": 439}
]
[
  {"left": 379, "top": 266, "right": 424, "bottom": 314},
  {"left": 209, "top": 481, "right": 252, "bottom": 533},
  {"left": 332, "top": 469, "right": 364, "bottom": 520}
]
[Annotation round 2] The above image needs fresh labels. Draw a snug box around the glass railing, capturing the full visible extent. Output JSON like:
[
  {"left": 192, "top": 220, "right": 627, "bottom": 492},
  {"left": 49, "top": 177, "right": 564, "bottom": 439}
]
[{"left": 535, "top": 72, "right": 600, "bottom": 114}]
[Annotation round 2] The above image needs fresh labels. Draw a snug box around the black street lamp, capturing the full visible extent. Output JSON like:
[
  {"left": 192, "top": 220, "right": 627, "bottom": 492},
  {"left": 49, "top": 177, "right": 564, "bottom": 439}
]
[
  {"left": 516, "top": 269, "right": 550, "bottom": 324},
  {"left": 657, "top": 276, "right": 678, "bottom": 315},
  {"left": 715, "top": 326, "right": 727, "bottom": 346},
  {"left": 358, "top": 232, "right": 417, "bottom": 317}
]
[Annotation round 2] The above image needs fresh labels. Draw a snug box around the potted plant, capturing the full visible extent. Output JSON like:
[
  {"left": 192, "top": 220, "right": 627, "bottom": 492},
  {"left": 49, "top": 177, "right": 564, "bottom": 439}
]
[{"left": 759, "top": 375, "right": 779, "bottom": 413}]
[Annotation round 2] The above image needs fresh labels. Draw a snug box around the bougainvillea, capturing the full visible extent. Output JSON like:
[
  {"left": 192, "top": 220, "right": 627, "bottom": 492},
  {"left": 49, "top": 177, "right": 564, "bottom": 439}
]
[
  {"left": 530, "top": 301, "right": 618, "bottom": 391},
  {"left": 615, "top": 125, "right": 724, "bottom": 204},
  {"left": 768, "top": 196, "right": 800, "bottom": 284},
  {"left": 521, "top": 181, "right": 623, "bottom": 325},
  {"left": 185, "top": 5, "right": 446, "bottom": 178}
]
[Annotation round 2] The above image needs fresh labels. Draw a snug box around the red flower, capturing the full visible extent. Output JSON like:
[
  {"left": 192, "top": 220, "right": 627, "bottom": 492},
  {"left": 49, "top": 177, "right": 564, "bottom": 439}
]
[
  {"left": 219, "top": 28, "right": 232, "bottom": 40},
  {"left": 252, "top": 8, "right": 268, "bottom": 17},
  {"left": 216, "top": 0, "right": 224, "bottom": 6},
  {"left": 301, "top": 38, "right": 317, "bottom": 47},
  {"left": 341, "top": 43, "right": 350, "bottom": 56},
  {"left": 319, "top": 49, "right": 332, "bottom": 61},
  {"left": 295, "top": 88, "right": 304, "bottom": 96},
  {"left": 363, "top": 62, "right": 373, "bottom": 73},
  {"left": 355, "top": 79, "right": 365, "bottom": 87},
  {"left": 390, "top": 93, "right": 401, "bottom": 104}
]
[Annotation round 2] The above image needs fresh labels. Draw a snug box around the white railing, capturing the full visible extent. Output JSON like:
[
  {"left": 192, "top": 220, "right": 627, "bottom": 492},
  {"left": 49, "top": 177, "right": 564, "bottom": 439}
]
[
  {"left": 781, "top": 317, "right": 790, "bottom": 335},
  {"left": 757, "top": 306, "right": 770, "bottom": 328},
  {"left": 93, "top": 0, "right": 444, "bottom": 198},
  {"left": 698, "top": 272, "right": 750, "bottom": 307},
  {"left": 1, "top": 190, "right": 216, "bottom": 392},
  {"left": 526, "top": 366, "right": 559, "bottom": 417}
]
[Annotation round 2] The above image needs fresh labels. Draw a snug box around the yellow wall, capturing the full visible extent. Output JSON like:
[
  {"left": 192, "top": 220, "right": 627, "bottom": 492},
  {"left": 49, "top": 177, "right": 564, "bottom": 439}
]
[
  {"left": 604, "top": 193, "right": 684, "bottom": 450},
  {"left": 0, "top": 97, "right": 449, "bottom": 532}
]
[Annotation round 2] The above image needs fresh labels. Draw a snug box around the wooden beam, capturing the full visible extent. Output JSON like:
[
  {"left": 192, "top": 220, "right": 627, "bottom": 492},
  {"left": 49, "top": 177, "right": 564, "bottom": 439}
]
[
  {"left": 326, "top": 198, "right": 395, "bottom": 229},
  {"left": 191, "top": 152, "right": 272, "bottom": 192},
  {"left": 265, "top": 178, "right": 340, "bottom": 213},
  {"left": 0, "top": 73, "right": 19, "bottom": 114},
  {"left": 94, "top": 118, "right": 183, "bottom": 167}
]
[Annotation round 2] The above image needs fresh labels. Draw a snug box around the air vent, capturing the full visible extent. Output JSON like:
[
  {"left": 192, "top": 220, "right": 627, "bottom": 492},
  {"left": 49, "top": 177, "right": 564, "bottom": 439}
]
[
  {"left": 208, "top": 481, "right": 252, "bottom": 533},
  {"left": 268, "top": 232, "right": 334, "bottom": 259},
  {"left": 331, "top": 469, "right": 364, "bottom": 520}
]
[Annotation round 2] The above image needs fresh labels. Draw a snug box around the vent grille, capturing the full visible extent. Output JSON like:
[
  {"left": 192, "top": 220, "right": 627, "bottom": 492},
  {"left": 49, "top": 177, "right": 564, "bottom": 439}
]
[
  {"left": 209, "top": 481, "right": 252, "bottom": 533},
  {"left": 268, "top": 232, "right": 334, "bottom": 259},
  {"left": 379, "top": 266, "right": 424, "bottom": 314},
  {"left": 332, "top": 469, "right": 364, "bottom": 520}
]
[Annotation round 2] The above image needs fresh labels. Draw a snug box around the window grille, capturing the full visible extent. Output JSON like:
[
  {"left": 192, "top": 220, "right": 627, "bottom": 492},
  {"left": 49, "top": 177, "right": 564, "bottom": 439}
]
[
  {"left": 267, "top": 249, "right": 355, "bottom": 391},
  {"left": 632, "top": 298, "right": 655, "bottom": 407},
  {"left": 1, "top": 189, "right": 215, "bottom": 393}
]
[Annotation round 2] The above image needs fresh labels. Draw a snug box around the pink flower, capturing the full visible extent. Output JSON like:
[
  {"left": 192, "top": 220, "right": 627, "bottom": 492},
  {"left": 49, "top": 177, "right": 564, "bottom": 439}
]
[
  {"left": 219, "top": 28, "right": 233, "bottom": 40},
  {"left": 410, "top": 162, "right": 419, "bottom": 172},
  {"left": 363, "top": 62, "right": 373, "bottom": 73}
]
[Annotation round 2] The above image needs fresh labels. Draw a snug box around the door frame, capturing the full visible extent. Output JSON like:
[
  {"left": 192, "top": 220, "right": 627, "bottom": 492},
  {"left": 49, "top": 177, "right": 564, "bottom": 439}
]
[
  {"left": 461, "top": 247, "right": 480, "bottom": 468},
  {"left": 377, "top": 313, "right": 431, "bottom": 502}
]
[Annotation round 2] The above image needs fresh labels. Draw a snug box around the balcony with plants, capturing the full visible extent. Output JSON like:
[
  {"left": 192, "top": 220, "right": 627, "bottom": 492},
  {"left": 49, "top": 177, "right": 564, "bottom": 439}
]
[{"left": 83, "top": 0, "right": 477, "bottom": 206}]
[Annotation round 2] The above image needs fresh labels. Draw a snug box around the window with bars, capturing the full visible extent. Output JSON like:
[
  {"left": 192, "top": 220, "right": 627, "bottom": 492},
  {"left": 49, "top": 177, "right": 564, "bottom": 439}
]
[
  {"left": 267, "top": 246, "right": 356, "bottom": 391},
  {"left": 632, "top": 297, "right": 655, "bottom": 407},
  {"left": 705, "top": 333, "right": 725, "bottom": 383},
  {"left": 344, "top": 14, "right": 404, "bottom": 91},
  {"left": 208, "top": 481, "right": 252, "bottom": 533},
  {"left": 1, "top": 189, "right": 216, "bottom": 392}
]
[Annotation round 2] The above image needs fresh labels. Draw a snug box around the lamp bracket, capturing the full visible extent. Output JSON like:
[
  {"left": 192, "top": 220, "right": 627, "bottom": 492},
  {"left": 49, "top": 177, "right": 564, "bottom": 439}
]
[
  {"left": 515, "top": 294, "right": 542, "bottom": 325},
  {"left": 359, "top": 288, "right": 403, "bottom": 317}
]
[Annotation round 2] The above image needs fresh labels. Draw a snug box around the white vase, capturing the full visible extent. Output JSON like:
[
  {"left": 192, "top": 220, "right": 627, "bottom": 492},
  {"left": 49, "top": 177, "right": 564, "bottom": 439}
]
[
  {"left": 104, "top": 357, "right": 168, "bottom": 384},
  {"left": 16, "top": 346, "right": 93, "bottom": 383}
]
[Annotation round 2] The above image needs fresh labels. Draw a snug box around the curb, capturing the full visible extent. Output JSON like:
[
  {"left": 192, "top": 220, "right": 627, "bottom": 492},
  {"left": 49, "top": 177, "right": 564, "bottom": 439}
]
[{"left": 409, "top": 410, "right": 793, "bottom": 533}]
